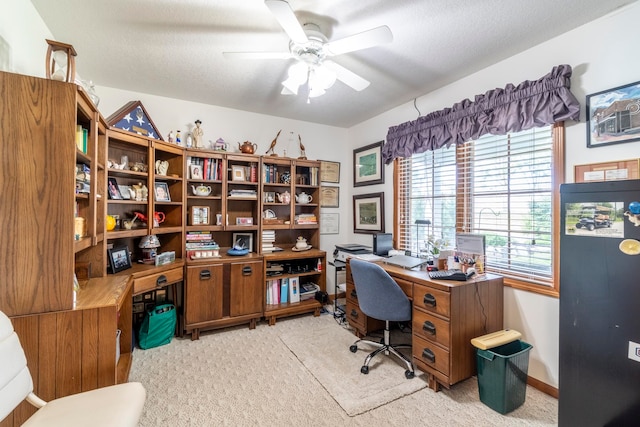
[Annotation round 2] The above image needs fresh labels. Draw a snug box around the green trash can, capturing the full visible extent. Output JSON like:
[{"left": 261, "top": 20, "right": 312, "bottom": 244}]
[{"left": 475, "top": 339, "right": 533, "bottom": 414}]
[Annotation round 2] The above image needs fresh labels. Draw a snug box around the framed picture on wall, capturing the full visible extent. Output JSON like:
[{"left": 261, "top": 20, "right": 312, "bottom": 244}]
[
  {"left": 353, "top": 192, "right": 385, "bottom": 234},
  {"left": 586, "top": 80, "right": 640, "bottom": 148},
  {"left": 353, "top": 141, "right": 384, "bottom": 186},
  {"left": 320, "top": 186, "right": 339, "bottom": 207},
  {"left": 320, "top": 160, "right": 340, "bottom": 183}
]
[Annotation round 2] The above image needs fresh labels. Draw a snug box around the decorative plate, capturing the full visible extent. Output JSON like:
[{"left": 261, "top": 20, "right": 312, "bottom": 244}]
[
  {"left": 227, "top": 248, "right": 249, "bottom": 256},
  {"left": 291, "top": 245, "right": 312, "bottom": 252}
]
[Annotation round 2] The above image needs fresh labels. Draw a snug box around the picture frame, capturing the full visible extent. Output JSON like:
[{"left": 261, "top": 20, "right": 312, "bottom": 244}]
[
  {"left": 231, "top": 165, "right": 246, "bottom": 181},
  {"left": 235, "top": 217, "right": 253, "bottom": 226},
  {"left": 320, "top": 213, "right": 339, "bottom": 234},
  {"left": 232, "top": 232, "right": 253, "bottom": 252},
  {"left": 190, "top": 164, "right": 203, "bottom": 180},
  {"left": 117, "top": 184, "right": 131, "bottom": 200},
  {"left": 574, "top": 159, "right": 640, "bottom": 183},
  {"left": 320, "top": 160, "right": 340, "bottom": 183},
  {"left": 107, "top": 245, "right": 132, "bottom": 274},
  {"left": 353, "top": 192, "right": 385, "bottom": 234},
  {"left": 154, "top": 182, "right": 171, "bottom": 202},
  {"left": 107, "top": 178, "right": 123, "bottom": 200},
  {"left": 190, "top": 205, "right": 210, "bottom": 225},
  {"left": 320, "top": 186, "right": 340, "bottom": 208},
  {"left": 586, "top": 80, "right": 640, "bottom": 148},
  {"left": 353, "top": 141, "right": 384, "bottom": 186}
]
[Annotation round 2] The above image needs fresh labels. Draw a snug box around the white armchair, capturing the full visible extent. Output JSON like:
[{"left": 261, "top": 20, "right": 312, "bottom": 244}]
[{"left": 0, "top": 310, "right": 146, "bottom": 426}]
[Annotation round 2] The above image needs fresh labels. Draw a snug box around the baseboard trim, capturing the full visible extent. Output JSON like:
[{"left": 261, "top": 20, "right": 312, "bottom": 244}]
[{"left": 527, "top": 376, "right": 558, "bottom": 399}]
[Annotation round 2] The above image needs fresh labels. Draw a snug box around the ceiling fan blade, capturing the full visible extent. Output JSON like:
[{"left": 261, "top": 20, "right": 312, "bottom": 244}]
[
  {"left": 223, "top": 51, "right": 292, "bottom": 60},
  {"left": 323, "top": 60, "right": 370, "bottom": 91},
  {"left": 265, "top": 0, "right": 308, "bottom": 44},
  {"left": 325, "top": 25, "right": 393, "bottom": 56}
]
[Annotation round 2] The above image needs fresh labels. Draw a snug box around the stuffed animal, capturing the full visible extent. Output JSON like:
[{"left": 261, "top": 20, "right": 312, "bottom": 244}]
[{"left": 624, "top": 211, "right": 640, "bottom": 226}]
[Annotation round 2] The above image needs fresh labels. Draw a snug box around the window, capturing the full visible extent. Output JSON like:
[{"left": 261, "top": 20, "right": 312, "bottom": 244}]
[{"left": 395, "top": 124, "right": 563, "bottom": 295}]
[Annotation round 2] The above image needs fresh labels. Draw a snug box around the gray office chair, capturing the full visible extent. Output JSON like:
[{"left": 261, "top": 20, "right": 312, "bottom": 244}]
[
  {"left": 348, "top": 259, "right": 415, "bottom": 379},
  {"left": 0, "top": 310, "right": 146, "bottom": 426}
]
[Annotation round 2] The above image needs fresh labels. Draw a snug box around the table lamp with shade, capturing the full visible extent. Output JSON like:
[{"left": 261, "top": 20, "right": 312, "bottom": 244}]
[{"left": 139, "top": 235, "right": 161, "bottom": 264}]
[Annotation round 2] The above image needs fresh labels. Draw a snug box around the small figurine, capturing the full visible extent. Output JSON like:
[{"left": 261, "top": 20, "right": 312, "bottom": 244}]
[
  {"left": 176, "top": 130, "right": 182, "bottom": 145},
  {"left": 266, "top": 129, "right": 281, "bottom": 156},
  {"left": 298, "top": 134, "right": 307, "bottom": 160},
  {"left": 193, "top": 120, "right": 204, "bottom": 148},
  {"left": 168, "top": 130, "right": 174, "bottom": 143},
  {"left": 186, "top": 133, "right": 193, "bottom": 148}
]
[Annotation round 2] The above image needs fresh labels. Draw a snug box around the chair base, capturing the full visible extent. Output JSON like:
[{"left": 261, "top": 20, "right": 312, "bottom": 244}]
[{"left": 350, "top": 322, "right": 415, "bottom": 379}]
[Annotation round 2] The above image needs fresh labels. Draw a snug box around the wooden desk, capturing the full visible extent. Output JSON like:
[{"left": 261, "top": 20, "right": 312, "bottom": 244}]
[{"left": 345, "top": 260, "right": 503, "bottom": 391}]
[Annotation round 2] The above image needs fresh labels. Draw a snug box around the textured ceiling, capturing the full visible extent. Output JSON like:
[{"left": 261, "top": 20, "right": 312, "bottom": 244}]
[{"left": 31, "top": 0, "right": 636, "bottom": 128}]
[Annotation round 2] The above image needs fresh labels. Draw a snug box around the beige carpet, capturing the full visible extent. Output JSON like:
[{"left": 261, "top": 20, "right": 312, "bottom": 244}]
[{"left": 279, "top": 319, "right": 427, "bottom": 416}]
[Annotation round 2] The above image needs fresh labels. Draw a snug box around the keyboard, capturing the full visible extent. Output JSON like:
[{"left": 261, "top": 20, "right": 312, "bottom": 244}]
[{"left": 428, "top": 269, "right": 475, "bottom": 281}]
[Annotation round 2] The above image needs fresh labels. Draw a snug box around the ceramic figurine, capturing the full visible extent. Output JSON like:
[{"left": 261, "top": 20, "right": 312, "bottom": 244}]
[{"left": 193, "top": 120, "right": 204, "bottom": 148}]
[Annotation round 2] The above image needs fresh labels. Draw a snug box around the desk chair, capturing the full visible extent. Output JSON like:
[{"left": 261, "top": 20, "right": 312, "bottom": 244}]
[
  {"left": 0, "top": 310, "right": 146, "bottom": 427},
  {"left": 348, "top": 259, "right": 415, "bottom": 379}
]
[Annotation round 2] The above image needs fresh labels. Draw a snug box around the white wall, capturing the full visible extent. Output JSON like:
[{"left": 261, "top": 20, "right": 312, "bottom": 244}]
[
  {"left": 7, "top": 0, "right": 640, "bottom": 389},
  {"left": 348, "top": 2, "right": 640, "bottom": 388}
]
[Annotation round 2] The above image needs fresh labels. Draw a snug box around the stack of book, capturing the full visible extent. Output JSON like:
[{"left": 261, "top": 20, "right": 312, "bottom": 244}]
[
  {"left": 228, "top": 189, "right": 257, "bottom": 198},
  {"left": 261, "top": 230, "right": 283, "bottom": 253},
  {"left": 295, "top": 213, "right": 317, "bottom": 225},
  {"left": 299, "top": 282, "right": 320, "bottom": 301},
  {"left": 266, "top": 276, "right": 300, "bottom": 305},
  {"left": 185, "top": 231, "right": 219, "bottom": 258}
]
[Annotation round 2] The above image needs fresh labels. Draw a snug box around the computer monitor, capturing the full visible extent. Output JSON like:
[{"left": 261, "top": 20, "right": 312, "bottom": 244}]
[{"left": 373, "top": 233, "right": 393, "bottom": 256}]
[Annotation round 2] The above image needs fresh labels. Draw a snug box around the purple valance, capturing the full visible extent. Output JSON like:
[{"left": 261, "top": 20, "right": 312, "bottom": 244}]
[{"left": 383, "top": 64, "right": 581, "bottom": 164}]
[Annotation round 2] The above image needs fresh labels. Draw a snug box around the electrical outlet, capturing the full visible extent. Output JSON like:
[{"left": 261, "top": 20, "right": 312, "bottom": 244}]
[{"left": 628, "top": 341, "right": 640, "bottom": 363}]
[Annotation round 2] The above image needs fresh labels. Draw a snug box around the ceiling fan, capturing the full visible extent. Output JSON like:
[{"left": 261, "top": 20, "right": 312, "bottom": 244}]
[{"left": 223, "top": 0, "right": 393, "bottom": 100}]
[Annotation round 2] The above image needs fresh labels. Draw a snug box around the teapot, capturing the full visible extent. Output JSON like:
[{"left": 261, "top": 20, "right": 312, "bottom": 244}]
[
  {"left": 191, "top": 184, "right": 212, "bottom": 196},
  {"left": 214, "top": 138, "right": 228, "bottom": 151},
  {"left": 295, "top": 192, "right": 313, "bottom": 204},
  {"left": 295, "top": 236, "right": 308, "bottom": 249},
  {"left": 238, "top": 141, "right": 257, "bottom": 154},
  {"left": 276, "top": 191, "right": 291, "bottom": 204}
]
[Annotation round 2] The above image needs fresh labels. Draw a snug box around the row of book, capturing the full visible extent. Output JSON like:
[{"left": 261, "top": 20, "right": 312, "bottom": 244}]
[
  {"left": 266, "top": 277, "right": 300, "bottom": 305},
  {"left": 188, "top": 157, "right": 223, "bottom": 181},
  {"left": 185, "top": 231, "right": 219, "bottom": 258},
  {"left": 75, "top": 125, "right": 88, "bottom": 153},
  {"left": 262, "top": 164, "right": 283, "bottom": 183}
]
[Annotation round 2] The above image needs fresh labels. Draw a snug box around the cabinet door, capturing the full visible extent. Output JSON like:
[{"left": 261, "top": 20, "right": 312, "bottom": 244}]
[
  {"left": 185, "top": 264, "right": 224, "bottom": 325},
  {"left": 229, "top": 260, "right": 263, "bottom": 317}
]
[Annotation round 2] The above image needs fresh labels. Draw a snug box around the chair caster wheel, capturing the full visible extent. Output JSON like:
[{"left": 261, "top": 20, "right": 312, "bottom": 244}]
[
  {"left": 349, "top": 345, "right": 358, "bottom": 353},
  {"left": 405, "top": 370, "right": 415, "bottom": 379},
  {"left": 361, "top": 365, "right": 369, "bottom": 374}
]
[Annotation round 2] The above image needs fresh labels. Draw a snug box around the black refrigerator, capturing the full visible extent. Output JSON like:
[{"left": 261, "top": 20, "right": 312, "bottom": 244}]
[{"left": 559, "top": 180, "right": 640, "bottom": 426}]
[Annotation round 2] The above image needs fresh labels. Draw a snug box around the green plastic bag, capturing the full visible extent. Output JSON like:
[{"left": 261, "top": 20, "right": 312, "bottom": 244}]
[{"left": 138, "top": 304, "right": 176, "bottom": 349}]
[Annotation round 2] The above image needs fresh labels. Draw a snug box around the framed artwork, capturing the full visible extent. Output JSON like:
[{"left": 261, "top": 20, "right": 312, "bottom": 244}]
[
  {"left": 232, "top": 232, "right": 253, "bottom": 252},
  {"left": 320, "top": 186, "right": 339, "bottom": 208},
  {"left": 235, "top": 217, "right": 253, "bottom": 226},
  {"left": 107, "top": 178, "right": 122, "bottom": 200},
  {"left": 231, "top": 165, "right": 246, "bottom": 181},
  {"left": 586, "top": 80, "right": 640, "bottom": 148},
  {"left": 353, "top": 192, "right": 385, "bottom": 234},
  {"left": 106, "top": 100, "right": 164, "bottom": 141},
  {"left": 320, "top": 213, "right": 339, "bottom": 234},
  {"left": 107, "top": 245, "right": 132, "bottom": 274},
  {"left": 118, "top": 184, "right": 131, "bottom": 200},
  {"left": 353, "top": 141, "right": 384, "bottom": 186},
  {"left": 190, "top": 164, "right": 203, "bottom": 180},
  {"left": 154, "top": 182, "right": 171, "bottom": 202},
  {"left": 190, "top": 205, "right": 210, "bottom": 225},
  {"left": 574, "top": 159, "right": 640, "bottom": 183},
  {"left": 320, "top": 160, "right": 340, "bottom": 183}
]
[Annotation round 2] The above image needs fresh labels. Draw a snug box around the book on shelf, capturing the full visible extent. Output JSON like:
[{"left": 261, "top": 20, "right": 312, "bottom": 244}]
[
  {"left": 280, "top": 278, "right": 289, "bottom": 303},
  {"left": 289, "top": 276, "right": 300, "bottom": 303}
]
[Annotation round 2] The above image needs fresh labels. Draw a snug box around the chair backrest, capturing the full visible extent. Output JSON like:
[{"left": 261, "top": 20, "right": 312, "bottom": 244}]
[
  {"left": 350, "top": 259, "right": 411, "bottom": 322},
  {"left": 0, "top": 310, "right": 34, "bottom": 422}
]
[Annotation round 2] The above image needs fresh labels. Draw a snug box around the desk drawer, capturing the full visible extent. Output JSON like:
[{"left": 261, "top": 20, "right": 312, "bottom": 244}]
[
  {"left": 346, "top": 300, "right": 366, "bottom": 331},
  {"left": 133, "top": 267, "right": 183, "bottom": 295},
  {"left": 394, "top": 277, "right": 413, "bottom": 299},
  {"left": 413, "top": 334, "right": 450, "bottom": 376},
  {"left": 345, "top": 281, "right": 358, "bottom": 305},
  {"left": 413, "top": 284, "right": 450, "bottom": 318},
  {"left": 413, "top": 309, "right": 450, "bottom": 348}
]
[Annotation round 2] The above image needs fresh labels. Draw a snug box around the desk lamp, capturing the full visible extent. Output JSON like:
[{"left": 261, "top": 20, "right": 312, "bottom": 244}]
[{"left": 139, "top": 235, "right": 161, "bottom": 264}]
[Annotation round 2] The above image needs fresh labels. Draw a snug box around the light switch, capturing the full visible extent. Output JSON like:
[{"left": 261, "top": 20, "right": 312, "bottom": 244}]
[{"left": 628, "top": 341, "right": 640, "bottom": 363}]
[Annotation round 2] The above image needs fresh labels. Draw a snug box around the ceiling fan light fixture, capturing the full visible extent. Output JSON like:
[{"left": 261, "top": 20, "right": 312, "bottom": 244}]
[
  {"left": 281, "top": 77, "right": 300, "bottom": 95},
  {"left": 310, "top": 65, "right": 336, "bottom": 90}
]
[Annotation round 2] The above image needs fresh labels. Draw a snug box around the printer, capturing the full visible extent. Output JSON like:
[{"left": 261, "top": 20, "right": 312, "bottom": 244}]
[{"left": 333, "top": 243, "right": 373, "bottom": 262}]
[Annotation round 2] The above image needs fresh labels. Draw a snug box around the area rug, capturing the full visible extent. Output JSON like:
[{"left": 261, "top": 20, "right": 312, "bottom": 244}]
[{"left": 279, "top": 319, "right": 428, "bottom": 416}]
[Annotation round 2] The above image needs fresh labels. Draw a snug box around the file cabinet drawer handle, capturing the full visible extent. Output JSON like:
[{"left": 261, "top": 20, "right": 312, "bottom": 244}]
[
  {"left": 242, "top": 266, "right": 252, "bottom": 276},
  {"left": 422, "top": 320, "right": 436, "bottom": 335},
  {"left": 156, "top": 275, "right": 167, "bottom": 287},
  {"left": 200, "top": 270, "right": 211, "bottom": 280},
  {"left": 350, "top": 309, "right": 359, "bottom": 319},
  {"left": 423, "top": 293, "right": 436, "bottom": 307},
  {"left": 422, "top": 348, "right": 436, "bottom": 363}
]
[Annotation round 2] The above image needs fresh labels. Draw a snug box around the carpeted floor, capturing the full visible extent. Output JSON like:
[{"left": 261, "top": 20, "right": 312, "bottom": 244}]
[{"left": 129, "top": 310, "right": 558, "bottom": 426}]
